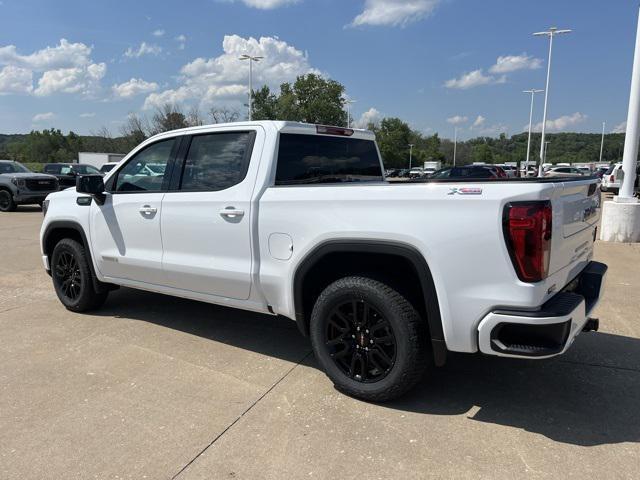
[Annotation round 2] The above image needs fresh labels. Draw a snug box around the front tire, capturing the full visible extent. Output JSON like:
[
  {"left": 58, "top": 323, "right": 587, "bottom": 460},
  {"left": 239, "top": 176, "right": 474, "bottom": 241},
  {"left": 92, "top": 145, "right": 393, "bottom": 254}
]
[
  {"left": 310, "top": 276, "right": 430, "bottom": 402},
  {"left": 0, "top": 190, "right": 16, "bottom": 212},
  {"left": 51, "top": 238, "right": 108, "bottom": 312}
]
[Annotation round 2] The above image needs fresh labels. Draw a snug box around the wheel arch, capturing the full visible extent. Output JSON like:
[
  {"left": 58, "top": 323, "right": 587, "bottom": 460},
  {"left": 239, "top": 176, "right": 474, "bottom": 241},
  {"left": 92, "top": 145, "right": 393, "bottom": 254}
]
[
  {"left": 293, "top": 240, "right": 447, "bottom": 366},
  {"left": 43, "top": 220, "right": 108, "bottom": 293}
]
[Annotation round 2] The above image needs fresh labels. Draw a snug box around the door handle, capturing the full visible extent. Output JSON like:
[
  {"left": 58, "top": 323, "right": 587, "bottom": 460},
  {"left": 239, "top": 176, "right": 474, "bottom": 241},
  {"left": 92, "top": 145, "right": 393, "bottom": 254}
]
[
  {"left": 139, "top": 205, "right": 157, "bottom": 215},
  {"left": 219, "top": 207, "right": 245, "bottom": 219}
]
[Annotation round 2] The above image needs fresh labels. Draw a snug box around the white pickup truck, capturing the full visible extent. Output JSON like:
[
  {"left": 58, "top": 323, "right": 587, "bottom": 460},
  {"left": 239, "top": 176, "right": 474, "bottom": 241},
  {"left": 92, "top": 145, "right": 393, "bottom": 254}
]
[{"left": 40, "top": 121, "right": 607, "bottom": 401}]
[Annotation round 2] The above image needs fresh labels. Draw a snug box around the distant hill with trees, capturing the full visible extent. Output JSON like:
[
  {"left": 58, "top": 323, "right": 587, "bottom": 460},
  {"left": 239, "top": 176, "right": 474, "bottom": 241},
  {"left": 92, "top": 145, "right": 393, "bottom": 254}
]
[{"left": 0, "top": 73, "right": 628, "bottom": 169}]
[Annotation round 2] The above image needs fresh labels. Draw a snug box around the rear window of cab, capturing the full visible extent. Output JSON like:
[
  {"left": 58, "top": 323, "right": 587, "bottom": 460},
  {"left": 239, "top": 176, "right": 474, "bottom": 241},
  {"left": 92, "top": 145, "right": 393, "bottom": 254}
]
[{"left": 275, "top": 133, "right": 383, "bottom": 185}]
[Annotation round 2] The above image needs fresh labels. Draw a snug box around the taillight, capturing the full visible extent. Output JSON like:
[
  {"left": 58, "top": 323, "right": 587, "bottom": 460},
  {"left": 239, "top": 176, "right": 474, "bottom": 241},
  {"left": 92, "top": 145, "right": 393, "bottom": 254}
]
[
  {"left": 609, "top": 175, "right": 615, "bottom": 182},
  {"left": 503, "top": 201, "right": 552, "bottom": 282}
]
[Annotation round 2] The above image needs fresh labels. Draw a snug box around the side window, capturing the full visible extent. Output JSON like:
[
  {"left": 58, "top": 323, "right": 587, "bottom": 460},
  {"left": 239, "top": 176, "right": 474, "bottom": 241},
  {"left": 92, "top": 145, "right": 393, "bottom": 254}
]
[
  {"left": 60, "top": 166, "right": 73, "bottom": 175},
  {"left": 180, "top": 132, "right": 254, "bottom": 191},
  {"left": 44, "top": 165, "right": 60, "bottom": 174},
  {"left": 114, "top": 138, "right": 175, "bottom": 193}
]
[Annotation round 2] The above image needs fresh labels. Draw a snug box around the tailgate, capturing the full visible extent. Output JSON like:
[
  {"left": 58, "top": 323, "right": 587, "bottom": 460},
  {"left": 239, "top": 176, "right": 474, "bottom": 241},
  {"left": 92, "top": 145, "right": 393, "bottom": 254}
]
[{"left": 549, "top": 179, "right": 600, "bottom": 275}]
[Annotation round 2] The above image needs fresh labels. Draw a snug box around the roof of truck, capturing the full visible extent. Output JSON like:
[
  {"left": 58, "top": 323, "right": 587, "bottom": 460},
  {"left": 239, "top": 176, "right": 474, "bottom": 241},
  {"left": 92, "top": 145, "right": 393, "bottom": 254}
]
[{"left": 146, "top": 121, "right": 376, "bottom": 142}]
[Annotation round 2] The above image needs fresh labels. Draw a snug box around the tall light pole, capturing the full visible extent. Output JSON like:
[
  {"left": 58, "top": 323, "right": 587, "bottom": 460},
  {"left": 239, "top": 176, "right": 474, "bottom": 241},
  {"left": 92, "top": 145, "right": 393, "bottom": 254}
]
[
  {"left": 239, "top": 54, "right": 263, "bottom": 121},
  {"left": 599, "top": 121, "right": 606, "bottom": 163},
  {"left": 534, "top": 27, "right": 572, "bottom": 176},
  {"left": 453, "top": 127, "right": 458, "bottom": 166},
  {"left": 523, "top": 89, "right": 544, "bottom": 174},
  {"left": 344, "top": 99, "right": 356, "bottom": 128},
  {"left": 408, "top": 144, "right": 414, "bottom": 169},
  {"left": 544, "top": 141, "right": 551, "bottom": 163}
]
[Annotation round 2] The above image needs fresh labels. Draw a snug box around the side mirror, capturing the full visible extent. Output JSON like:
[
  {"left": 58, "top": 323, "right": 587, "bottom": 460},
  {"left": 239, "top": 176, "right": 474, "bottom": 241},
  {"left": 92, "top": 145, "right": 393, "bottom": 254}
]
[{"left": 76, "top": 174, "right": 106, "bottom": 204}]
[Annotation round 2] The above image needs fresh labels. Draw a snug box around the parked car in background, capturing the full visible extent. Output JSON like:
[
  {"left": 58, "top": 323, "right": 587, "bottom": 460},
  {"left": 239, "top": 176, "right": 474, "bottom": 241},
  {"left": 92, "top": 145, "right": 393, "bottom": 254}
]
[
  {"left": 408, "top": 167, "right": 425, "bottom": 179},
  {"left": 40, "top": 120, "right": 605, "bottom": 402},
  {"left": 100, "top": 162, "right": 121, "bottom": 174},
  {"left": 595, "top": 166, "right": 609, "bottom": 179},
  {"left": 422, "top": 167, "right": 437, "bottom": 177},
  {"left": 397, "top": 169, "right": 410, "bottom": 178},
  {"left": 430, "top": 165, "right": 501, "bottom": 179},
  {"left": 43, "top": 163, "right": 103, "bottom": 188},
  {"left": 500, "top": 165, "right": 518, "bottom": 178},
  {"left": 0, "top": 160, "right": 59, "bottom": 212},
  {"left": 385, "top": 169, "right": 399, "bottom": 178},
  {"left": 601, "top": 162, "right": 640, "bottom": 193},
  {"left": 543, "top": 167, "right": 587, "bottom": 178}
]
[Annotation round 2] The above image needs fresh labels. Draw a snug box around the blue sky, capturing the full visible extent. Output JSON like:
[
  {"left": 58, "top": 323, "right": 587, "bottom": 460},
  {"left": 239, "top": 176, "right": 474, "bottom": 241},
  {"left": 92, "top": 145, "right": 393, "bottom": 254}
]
[{"left": 0, "top": 0, "right": 637, "bottom": 139}]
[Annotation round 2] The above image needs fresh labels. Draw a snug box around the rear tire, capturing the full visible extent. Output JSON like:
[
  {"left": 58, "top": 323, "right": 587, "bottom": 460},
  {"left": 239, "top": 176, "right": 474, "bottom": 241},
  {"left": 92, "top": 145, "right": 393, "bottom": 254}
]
[
  {"left": 310, "top": 276, "right": 430, "bottom": 402},
  {"left": 51, "top": 238, "right": 108, "bottom": 312},
  {"left": 0, "top": 190, "right": 16, "bottom": 212}
]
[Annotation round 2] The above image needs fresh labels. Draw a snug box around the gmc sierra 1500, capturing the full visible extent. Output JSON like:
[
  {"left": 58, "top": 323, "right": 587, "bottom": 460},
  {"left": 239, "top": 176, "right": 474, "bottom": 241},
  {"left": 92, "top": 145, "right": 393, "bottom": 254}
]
[{"left": 40, "top": 121, "right": 606, "bottom": 401}]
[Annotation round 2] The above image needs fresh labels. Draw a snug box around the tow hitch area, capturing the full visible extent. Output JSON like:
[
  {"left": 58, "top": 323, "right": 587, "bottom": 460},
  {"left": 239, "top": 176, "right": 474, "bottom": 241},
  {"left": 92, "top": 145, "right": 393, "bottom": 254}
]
[{"left": 583, "top": 317, "right": 600, "bottom": 332}]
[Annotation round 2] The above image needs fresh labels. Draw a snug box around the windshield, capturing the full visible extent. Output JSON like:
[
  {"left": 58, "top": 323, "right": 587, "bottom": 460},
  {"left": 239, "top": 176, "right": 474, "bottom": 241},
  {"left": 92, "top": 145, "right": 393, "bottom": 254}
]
[{"left": 0, "top": 161, "right": 31, "bottom": 174}]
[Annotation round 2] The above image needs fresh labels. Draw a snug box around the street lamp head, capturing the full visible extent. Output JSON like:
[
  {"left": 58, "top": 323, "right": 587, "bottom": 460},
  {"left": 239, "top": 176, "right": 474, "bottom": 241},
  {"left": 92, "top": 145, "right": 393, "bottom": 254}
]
[
  {"left": 523, "top": 89, "right": 544, "bottom": 94},
  {"left": 239, "top": 54, "right": 264, "bottom": 62},
  {"left": 533, "top": 28, "right": 572, "bottom": 37}
]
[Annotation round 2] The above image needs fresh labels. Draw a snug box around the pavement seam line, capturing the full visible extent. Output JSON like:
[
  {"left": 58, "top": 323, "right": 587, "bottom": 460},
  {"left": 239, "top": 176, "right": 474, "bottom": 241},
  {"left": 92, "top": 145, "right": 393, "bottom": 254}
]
[
  {"left": 558, "top": 358, "right": 640, "bottom": 373},
  {"left": 171, "top": 349, "right": 313, "bottom": 480}
]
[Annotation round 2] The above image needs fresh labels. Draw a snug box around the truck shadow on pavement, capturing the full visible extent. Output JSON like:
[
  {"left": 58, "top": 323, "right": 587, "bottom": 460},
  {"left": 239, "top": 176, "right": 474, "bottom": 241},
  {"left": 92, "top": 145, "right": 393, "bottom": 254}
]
[
  {"left": 392, "top": 332, "right": 640, "bottom": 447},
  {"left": 100, "top": 288, "right": 639, "bottom": 448}
]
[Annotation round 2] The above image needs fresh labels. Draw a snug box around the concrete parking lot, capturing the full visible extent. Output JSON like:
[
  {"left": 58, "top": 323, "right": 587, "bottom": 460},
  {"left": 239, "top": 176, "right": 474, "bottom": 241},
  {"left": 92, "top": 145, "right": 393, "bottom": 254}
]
[{"left": 1, "top": 207, "right": 639, "bottom": 479}]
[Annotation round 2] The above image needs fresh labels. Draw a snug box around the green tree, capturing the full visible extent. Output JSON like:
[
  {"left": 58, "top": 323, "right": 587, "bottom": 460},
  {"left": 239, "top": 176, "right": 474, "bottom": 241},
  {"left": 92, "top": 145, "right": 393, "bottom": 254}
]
[{"left": 251, "top": 74, "right": 347, "bottom": 126}]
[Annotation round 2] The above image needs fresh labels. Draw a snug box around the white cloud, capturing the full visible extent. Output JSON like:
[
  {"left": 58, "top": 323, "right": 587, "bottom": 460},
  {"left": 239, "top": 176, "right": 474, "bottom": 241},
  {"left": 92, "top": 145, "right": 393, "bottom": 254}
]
[
  {"left": 238, "top": 0, "right": 299, "bottom": 8},
  {"left": 124, "top": 42, "right": 162, "bottom": 58},
  {"left": 34, "top": 62, "right": 106, "bottom": 96},
  {"left": 79, "top": 112, "right": 96, "bottom": 118},
  {"left": 444, "top": 69, "right": 505, "bottom": 89},
  {"left": 351, "top": 0, "right": 439, "bottom": 27},
  {"left": 471, "top": 115, "right": 485, "bottom": 128},
  {"left": 612, "top": 121, "right": 626, "bottom": 133},
  {"left": 0, "top": 39, "right": 106, "bottom": 97},
  {"left": 32, "top": 112, "right": 55, "bottom": 122},
  {"left": 447, "top": 115, "right": 468, "bottom": 125},
  {"left": 530, "top": 112, "right": 587, "bottom": 132},
  {"left": 152, "top": 29, "right": 165, "bottom": 37},
  {"left": 144, "top": 34, "right": 318, "bottom": 110},
  {"left": 489, "top": 54, "right": 542, "bottom": 74},
  {"left": 0, "top": 65, "right": 33, "bottom": 95},
  {"left": 354, "top": 107, "right": 382, "bottom": 128},
  {"left": 0, "top": 39, "right": 92, "bottom": 70},
  {"left": 175, "top": 34, "right": 187, "bottom": 50},
  {"left": 112, "top": 78, "right": 159, "bottom": 98}
]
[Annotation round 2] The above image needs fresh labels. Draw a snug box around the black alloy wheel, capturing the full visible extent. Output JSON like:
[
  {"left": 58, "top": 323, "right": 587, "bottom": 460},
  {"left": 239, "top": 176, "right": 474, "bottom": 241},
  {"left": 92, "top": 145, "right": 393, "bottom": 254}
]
[
  {"left": 0, "top": 190, "right": 16, "bottom": 212},
  {"left": 325, "top": 300, "right": 396, "bottom": 383},
  {"left": 53, "top": 251, "right": 82, "bottom": 302}
]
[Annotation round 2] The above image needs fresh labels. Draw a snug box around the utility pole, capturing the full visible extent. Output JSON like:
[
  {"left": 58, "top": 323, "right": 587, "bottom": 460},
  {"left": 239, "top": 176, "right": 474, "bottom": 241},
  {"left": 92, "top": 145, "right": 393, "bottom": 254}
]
[
  {"left": 408, "top": 144, "right": 414, "bottom": 169},
  {"left": 600, "top": 6, "right": 640, "bottom": 243},
  {"left": 599, "top": 121, "right": 606, "bottom": 163},
  {"left": 534, "top": 27, "right": 572, "bottom": 176},
  {"left": 239, "top": 54, "right": 264, "bottom": 121},
  {"left": 453, "top": 127, "right": 458, "bottom": 166},
  {"left": 523, "top": 89, "right": 544, "bottom": 175},
  {"left": 344, "top": 99, "right": 356, "bottom": 128}
]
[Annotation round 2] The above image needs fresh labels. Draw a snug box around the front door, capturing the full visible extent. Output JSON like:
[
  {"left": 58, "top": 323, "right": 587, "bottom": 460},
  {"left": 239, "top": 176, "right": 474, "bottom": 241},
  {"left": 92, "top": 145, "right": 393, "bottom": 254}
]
[{"left": 89, "top": 137, "right": 177, "bottom": 284}]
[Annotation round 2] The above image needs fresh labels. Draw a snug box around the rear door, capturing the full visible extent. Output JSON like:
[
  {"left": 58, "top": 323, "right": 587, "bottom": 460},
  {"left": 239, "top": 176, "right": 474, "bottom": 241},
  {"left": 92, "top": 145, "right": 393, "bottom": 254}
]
[
  {"left": 160, "top": 128, "right": 262, "bottom": 300},
  {"left": 89, "top": 137, "right": 178, "bottom": 284}
]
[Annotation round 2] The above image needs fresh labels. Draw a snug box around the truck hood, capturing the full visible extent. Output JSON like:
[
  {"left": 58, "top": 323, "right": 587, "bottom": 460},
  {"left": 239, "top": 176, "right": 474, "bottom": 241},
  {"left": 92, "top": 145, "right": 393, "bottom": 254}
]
[{"left": 0, "top": 172, "right": 57, "bottom": 180}]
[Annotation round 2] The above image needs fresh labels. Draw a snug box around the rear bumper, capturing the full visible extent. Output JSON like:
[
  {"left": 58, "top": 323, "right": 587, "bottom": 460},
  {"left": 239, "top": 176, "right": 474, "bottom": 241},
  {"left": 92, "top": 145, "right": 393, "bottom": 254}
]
[{"left": 477, "top": 261, "right": 607, "bottom": 359}]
